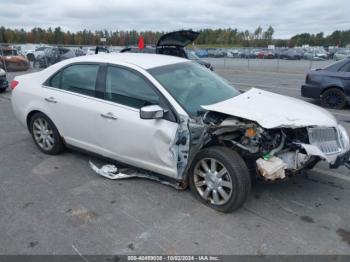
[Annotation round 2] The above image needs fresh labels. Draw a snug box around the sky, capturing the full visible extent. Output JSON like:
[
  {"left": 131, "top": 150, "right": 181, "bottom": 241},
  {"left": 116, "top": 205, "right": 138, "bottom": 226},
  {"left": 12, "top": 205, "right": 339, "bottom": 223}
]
[{"left": 1, "top": 0, "right": 349, "bottom": 39}]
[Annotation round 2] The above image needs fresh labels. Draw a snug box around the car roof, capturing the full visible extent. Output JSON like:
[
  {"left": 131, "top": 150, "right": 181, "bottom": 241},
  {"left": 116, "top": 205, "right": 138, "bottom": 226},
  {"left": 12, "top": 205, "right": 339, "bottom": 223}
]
[{"left": 64, "top": 53, "right": 188, "bottom": 69}]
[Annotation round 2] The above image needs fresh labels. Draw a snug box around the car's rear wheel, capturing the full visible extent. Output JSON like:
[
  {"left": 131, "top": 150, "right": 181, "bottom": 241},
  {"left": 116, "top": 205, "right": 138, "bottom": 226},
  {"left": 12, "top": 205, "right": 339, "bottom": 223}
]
[
  {"left": 29, "top": 112, "right": 64, "bottom": 155},
  {"left": 321, "top": 88, "right": 346, "bottom": 109},
  {"left": 189, "top": 146, "right": 251, "bottom": 213}
]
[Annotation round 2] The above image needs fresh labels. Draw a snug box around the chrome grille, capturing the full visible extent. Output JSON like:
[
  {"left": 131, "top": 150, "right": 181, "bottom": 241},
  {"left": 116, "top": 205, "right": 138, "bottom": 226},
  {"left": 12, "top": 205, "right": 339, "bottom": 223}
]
[{"left": 308, "top": 127, "right": 341, "bottom": 155}]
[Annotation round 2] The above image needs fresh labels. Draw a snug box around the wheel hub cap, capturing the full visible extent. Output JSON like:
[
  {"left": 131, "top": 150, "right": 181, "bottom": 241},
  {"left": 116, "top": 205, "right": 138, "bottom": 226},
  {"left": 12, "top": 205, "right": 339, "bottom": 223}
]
[
  {"left": 193, "top": 158, "right": 233, "bottom": 206},
  {"left": 32, "top": 118, "right": 55, "bottom": 151}
]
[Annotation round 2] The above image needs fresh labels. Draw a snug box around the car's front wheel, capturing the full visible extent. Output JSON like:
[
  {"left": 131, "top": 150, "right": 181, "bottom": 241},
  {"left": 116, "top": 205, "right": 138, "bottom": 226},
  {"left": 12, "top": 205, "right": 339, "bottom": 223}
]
[
  {"left": 189, "top": 146, "right": 251, "bottom": 213},
  {"left": 320, "top": 88, "right": 346, "bottom": 109},
  {"left": 29, "top": 112, "right": 65, "bottom": 155}
]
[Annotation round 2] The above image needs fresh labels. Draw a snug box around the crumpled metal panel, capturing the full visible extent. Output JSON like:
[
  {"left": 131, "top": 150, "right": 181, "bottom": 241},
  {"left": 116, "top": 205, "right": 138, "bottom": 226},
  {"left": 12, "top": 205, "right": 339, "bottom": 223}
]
[
  {"left": 202, "top": 88, "right": 337, "bottom": 129},
  {"left": 89, "top": 161, "right": 185, "bottom": 190}
]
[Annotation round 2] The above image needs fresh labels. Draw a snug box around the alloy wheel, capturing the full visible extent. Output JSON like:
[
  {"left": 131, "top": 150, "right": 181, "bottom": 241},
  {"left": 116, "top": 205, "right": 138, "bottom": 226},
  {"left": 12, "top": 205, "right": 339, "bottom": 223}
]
[
  {"left": 193, "top": 158, "right": 233, "bottom": 205},
  {"left": 324, "top": 90, "right": 344, "bottom": 108},
  {"left": 32, "top": 118, "right": 55, "bottom": 151}
]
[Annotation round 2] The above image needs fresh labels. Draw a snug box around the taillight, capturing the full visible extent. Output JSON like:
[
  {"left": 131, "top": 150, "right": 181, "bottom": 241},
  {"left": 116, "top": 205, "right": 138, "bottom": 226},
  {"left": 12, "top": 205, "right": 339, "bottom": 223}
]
[{"left": 10, "top": 80, "right": 19, "bottom": 90}]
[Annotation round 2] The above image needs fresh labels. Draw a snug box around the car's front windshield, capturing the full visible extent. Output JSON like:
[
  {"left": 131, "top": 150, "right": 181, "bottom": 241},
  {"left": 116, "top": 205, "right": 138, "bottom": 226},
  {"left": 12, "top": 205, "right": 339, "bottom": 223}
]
[{"left": 149, "top": 62, "right": 240, "bottom": 116}]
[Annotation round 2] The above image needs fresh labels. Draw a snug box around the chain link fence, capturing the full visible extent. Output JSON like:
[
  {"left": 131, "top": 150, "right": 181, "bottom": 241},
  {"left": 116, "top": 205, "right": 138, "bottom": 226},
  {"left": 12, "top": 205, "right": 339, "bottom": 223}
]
[
  {"left": 196, "top": 47, "right": 339, "bottom": 74},
  {"left": 0, "top": 43, "right": 342, "bottom": 74}
]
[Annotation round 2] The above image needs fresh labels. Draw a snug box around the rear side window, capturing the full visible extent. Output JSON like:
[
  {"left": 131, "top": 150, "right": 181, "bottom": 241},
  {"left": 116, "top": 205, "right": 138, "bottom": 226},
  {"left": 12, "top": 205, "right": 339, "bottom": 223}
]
[
  {"left": 50, "top": 72, "right": 61, "bottom": 88},
  {"left": 339, "top": 62, "right": 350, "bottom": 72},
  {"left": 105, "top": 66, "right": 159, "bottom": 108},
  {"left": 47, "top": 64, "right": 99, "bottom": 97}
]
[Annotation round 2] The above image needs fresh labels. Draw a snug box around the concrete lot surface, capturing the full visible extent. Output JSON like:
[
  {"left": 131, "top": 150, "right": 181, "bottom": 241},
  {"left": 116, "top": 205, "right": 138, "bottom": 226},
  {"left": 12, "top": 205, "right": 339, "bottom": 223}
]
[{"left": 1, "top": 61, "right": 350, "bottom": 255}]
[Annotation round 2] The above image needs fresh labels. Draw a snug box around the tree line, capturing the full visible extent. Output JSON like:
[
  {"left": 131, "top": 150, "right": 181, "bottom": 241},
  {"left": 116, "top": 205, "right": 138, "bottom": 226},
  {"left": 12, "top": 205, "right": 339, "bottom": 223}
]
[{"left": 0, "top": 26, "right": 349, "bottom": 47}]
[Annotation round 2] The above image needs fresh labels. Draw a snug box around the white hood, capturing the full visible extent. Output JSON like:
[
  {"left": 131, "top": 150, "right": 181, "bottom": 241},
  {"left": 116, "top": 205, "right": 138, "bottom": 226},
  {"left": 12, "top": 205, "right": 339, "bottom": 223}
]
[{"left": 202, "top": 88, "right": 337, "bottom": 129}]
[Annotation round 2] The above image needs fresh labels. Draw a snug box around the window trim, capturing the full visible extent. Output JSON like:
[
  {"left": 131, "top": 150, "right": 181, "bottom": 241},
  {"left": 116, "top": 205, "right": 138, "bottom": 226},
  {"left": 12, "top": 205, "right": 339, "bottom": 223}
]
[
  {"left": 42, "top": 62, "right": 179, "bottom": 123},
  {"left": 104, "top": 63, "right": 178, "bottom": 123}
]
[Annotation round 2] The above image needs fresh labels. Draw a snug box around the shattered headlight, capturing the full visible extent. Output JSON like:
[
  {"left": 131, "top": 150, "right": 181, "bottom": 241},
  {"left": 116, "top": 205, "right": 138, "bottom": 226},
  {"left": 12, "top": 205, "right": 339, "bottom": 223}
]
[{"left": 338, "top": 125, "right": 350, "bottom": 150}]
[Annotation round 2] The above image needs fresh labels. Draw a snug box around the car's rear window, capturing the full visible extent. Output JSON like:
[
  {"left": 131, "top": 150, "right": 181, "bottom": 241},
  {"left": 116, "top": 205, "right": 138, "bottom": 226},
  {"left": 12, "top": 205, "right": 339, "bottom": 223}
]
[{"left": 323, "top": 59, "right": 349, "bottom": 71}]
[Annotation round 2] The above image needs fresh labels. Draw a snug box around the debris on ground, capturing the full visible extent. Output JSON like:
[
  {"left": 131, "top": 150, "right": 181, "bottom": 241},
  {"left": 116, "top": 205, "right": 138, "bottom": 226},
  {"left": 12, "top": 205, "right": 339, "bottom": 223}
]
[{"left": 89, "top": 161, "right": 185, "bottom": 190}]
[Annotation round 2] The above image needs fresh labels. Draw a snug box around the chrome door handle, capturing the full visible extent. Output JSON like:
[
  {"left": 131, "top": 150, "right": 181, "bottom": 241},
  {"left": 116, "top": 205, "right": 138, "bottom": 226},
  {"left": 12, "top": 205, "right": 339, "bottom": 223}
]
[
  {"left": 100, "top": 112, "right": 118, "bottom": 120},
  {"left": 44, "top": 97, "right": 57, "bottom": 103}
]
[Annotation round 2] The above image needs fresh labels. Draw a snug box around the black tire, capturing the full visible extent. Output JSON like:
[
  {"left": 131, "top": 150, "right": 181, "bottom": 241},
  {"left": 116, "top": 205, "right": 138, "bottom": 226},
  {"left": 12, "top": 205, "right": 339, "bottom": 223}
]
[
  {"left": 320, "top": 88, "right": 346, "bottom": 109},
  {"left": 26, "top": 53, "right": 35, "bottom": 62},
  {"left": 29, "top": 112, "right": 65, "bottom": 155},
  {"left": 189, "top": 146, "right": 251, "bottom": 213}
]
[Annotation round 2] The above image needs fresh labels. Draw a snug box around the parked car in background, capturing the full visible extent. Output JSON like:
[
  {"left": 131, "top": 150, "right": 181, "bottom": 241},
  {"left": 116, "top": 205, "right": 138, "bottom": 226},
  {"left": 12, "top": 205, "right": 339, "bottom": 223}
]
[
  {"left": 279, "top": 49, "right": 302, "bottom": 60},
  {"left": 29, "top": 46, "right": 51, "bottom": 61},
  {"left": 13, "top": 44, "right": 36, "bottom": 57},
  {"left": 212, "top": 48, "right": 226, "bottom": 58},
  {"left": 315, "top": 50, "right": 329, "bottom": 60},
  {"left": 304, "top": 49, "right": 329, "bottom": 61},
  {"left": 58, "top": 47, "right": 76, "bottom": 60},
  {"left": 303, "top": 51, "right": 314, "bottom": 60},
  {"left": 226, "top": 49, "right": 244, "bottom": 58},
  {"left": 240, "top": 49, "right": 258, "bottom": 59},
  {"left": 36, "top": 47, "right": 76, "bottom": 68},
  {"left": 74, "top": 48, "right": 87, "bottom": 57},
  {"left": 194, "top": 49, "right": 208, "bottom": 58},
  {"left": 301, "top": 58, "right": 350, "bottom": 109},
  {"left": 0, "top": 47, "right": 30, "bottom": 71},
  {"left": 206, "top": 48, "right": 216, "bottom": 57},
  {"left": 122, "top": 29, "right": 200, "bottom": 58},
  {"left": 257, "top": 49, "right": 275, "bottom": 59},
  {"left": 35, "top": 47, "right": 59, "bottom": 68},
  {"left": 120, "top": 30, "right": 213, "bottom": 70},
  {"left": 155, "top": 30, "right": 199, "bottom": 58},
  {"left": 0, "top": 68, "right": 8, "bottom": 92},
  {"left": 334, "top": 50, "right": 350, "bottom": 61},
  {"left": 185, "top": 50, "right": 213, "bottom": 70},
  {"left": 11, "top": 53, "right": 350, "bottom": 213}
]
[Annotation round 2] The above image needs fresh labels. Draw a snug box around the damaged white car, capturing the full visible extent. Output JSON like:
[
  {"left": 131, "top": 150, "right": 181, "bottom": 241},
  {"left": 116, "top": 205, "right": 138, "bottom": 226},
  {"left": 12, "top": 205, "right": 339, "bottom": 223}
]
[{"left": 11, "top": 53, "right": 350, "bottom": 213}]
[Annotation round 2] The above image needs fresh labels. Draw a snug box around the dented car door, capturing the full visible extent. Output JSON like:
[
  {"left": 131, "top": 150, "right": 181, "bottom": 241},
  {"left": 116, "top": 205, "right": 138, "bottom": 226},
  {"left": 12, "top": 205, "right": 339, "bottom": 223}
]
[{"left": 96, "top": 65, "right": 180, "bottom": 177}]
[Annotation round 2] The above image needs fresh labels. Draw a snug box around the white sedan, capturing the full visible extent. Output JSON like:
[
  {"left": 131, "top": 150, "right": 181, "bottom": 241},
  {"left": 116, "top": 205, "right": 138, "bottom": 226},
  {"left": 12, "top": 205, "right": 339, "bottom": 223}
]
[{"left": 11, "top": 53, "right": 350, "bottom": 212}]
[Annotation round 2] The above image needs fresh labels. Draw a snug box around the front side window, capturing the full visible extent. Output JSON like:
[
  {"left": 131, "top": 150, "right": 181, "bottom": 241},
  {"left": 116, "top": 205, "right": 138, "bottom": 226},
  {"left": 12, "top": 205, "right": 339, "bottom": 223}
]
[
  {"left": 105, "top": 66, "right": 159, "bottom": 109},
  {"left": 59, "top": 64, "right": 99, "bottom": 96}
]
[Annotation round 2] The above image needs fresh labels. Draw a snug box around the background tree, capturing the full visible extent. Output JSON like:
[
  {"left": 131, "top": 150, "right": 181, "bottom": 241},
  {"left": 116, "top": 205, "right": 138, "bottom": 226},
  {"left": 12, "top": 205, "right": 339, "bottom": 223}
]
[{"left": 0, "top": 26, "right": 349, "bottom": 47}]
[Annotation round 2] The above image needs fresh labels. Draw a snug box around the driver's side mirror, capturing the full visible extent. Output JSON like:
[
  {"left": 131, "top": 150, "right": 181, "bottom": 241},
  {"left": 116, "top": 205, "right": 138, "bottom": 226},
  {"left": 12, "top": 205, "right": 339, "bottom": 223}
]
[{"left": 140, "top": 105, "right": 164, "bottom": 119}]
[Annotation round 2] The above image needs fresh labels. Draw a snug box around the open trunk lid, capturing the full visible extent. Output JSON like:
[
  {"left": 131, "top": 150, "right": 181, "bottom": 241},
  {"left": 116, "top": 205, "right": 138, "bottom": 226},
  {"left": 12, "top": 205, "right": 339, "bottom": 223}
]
[{"left": 157, "top": 30, "right": 199, "bottom": 47}]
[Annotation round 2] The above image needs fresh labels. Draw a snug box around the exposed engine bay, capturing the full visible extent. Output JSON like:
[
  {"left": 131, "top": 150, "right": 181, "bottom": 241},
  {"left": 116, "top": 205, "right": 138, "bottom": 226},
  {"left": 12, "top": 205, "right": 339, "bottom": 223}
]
[{"left": 187, "top": 111, "right": 347, "bottom": 181}]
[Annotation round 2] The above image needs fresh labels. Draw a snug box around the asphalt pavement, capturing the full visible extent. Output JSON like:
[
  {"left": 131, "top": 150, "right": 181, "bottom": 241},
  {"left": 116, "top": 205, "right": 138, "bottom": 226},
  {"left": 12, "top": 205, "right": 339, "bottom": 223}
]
[{"left": 1, "top": 61, "right": 350, "bottom": 255}]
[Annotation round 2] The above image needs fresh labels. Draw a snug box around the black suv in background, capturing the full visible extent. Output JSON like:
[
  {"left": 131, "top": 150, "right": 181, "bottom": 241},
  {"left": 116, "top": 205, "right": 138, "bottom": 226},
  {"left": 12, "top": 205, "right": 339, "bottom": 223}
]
[{"left": 120, "top": 30, "right": 213, "bottom": 71}]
